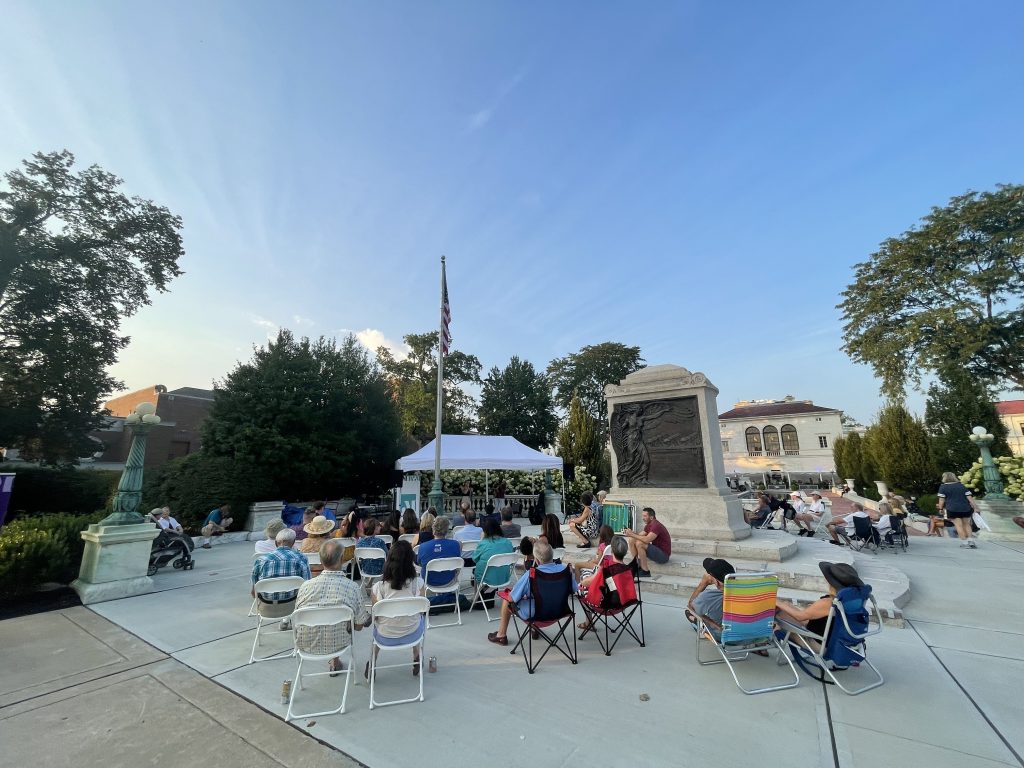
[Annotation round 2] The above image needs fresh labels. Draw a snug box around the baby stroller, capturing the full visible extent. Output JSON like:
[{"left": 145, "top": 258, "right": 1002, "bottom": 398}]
[{"left": 149, "top": 528, "right": 196, "bottom": 575}]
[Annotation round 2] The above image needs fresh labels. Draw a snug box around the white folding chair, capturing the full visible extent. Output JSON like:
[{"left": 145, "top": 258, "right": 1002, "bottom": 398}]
[
  {"left": 285, "top": 605, "right": 359, "bottom": 721},
  {"left": 248, "top": 576, "right": 305, "bottom": 664},
  {"left": 355, "top": 547, "right": 387, "bottom": 597},
  {"left": 377, "top": 535, "right": 394, "bottom": 548},
  {"left": 452, "top": 526, "right": 466, "bottom": 536},
  {"left": 507, "top": 536, "right": 523, "bottom": 551},
  {"left": 468, "top": 552, "right": 519, "bottom": 621},
  {"left": 399, "top": 534, "right": 418, "bottom": 546},
  {"left": 552, "top": 547, "right": 566, "bottom": 562},
  {"left": 423, "top": 557, "right": 465, "bottom": 628},
  {"left": 460, "top": 540, "right": 478, "bottom": 559},
  {"left": 304, "top": 552, "right": 321, "bottom": 568},
  {"left": 369, "top": 596, "right": 430, "bottom": 709},
  {"left": 248, "top": 552, "right": 265, "bottom": 616}
]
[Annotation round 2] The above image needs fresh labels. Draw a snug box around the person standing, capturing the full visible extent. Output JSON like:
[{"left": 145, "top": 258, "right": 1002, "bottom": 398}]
[
  {"left": 937, "top": 471, "right": 979, "bottom": 548},
  {"left": 459, "top": 480, "right": 473, "bottom": 510},
  {"left": 493, "top": 479, "right": 508, "bottom": 512}
]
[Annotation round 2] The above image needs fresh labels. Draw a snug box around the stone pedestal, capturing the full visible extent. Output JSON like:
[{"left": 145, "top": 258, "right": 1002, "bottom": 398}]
[
  {"left": 71, "top": 523, "right": 160, "bottom": 605},
  {"left": 246, "top": 501, "right": 284, "bottom": 533},
  {"left": 605, "top": 365, "right": 749, "bottom": 541},
  {"left": 545, "top": 492, "right": 563, "bottom": 520},
  {"left": 975, "top": 498, "right": 1024, "bottom": 542}
]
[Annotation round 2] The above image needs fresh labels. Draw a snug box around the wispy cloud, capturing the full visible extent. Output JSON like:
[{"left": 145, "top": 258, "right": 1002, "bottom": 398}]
[
  {"left": 464, "top": 66, "right": 528, "bottom": 134},
  {"left": 292, "top": 314, "right": 315, "bottom": 327},
  {"left": 249, "top": 314, "right": 279, "bottom": 340}
]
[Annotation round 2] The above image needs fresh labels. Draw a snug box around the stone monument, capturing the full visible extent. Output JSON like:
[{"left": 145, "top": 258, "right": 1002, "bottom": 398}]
[{"left": 605, "top": 365, "right": 749, "bottom": 541}]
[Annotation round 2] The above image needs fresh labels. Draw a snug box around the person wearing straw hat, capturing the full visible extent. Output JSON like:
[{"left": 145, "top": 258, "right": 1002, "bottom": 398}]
[
  {"left": 300, "top": 515, "right": 336, "bottom": 554},
  {"left": 255, "top": 518, "right": 287, "bottom": 554}
]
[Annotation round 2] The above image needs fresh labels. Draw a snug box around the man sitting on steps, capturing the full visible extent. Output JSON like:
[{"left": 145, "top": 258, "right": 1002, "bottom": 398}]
[{"left": 621, "top": 507, "right": 671, "bottom": 578}]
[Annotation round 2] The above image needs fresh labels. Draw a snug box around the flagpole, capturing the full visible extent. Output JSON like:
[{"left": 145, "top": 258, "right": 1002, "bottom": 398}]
[{"left": 427, "top": 256, "right": 447, "bottom": 515}]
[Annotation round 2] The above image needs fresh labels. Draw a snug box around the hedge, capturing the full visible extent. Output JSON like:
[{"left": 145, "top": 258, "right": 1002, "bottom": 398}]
[
  {"left": 4, "top": 466, "right": 120, "bottom": 520},
  {"left": 0, "top": 512, "right": 104, "bottom": 599}
]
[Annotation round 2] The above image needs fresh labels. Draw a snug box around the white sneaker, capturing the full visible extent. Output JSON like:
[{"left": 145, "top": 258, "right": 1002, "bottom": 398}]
[
  {"left": 959, "top": 542, "right": 969, "bottom": 548},
  {"left": 968, "top": 540, "right": 977, "bottom": 549}
]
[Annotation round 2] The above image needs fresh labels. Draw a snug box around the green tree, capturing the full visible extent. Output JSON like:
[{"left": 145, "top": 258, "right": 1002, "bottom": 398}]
[
  {"left": 556, "top": 393, "right": 604, "bottom": 481},
  {"left": 547, "top": 342, "right": 644, "bottom": 428},
  {"left": 376, "top": 331, "right": 482, "bottom": 442},
  {"left": 863, "top": 403, "right": 936, "bottom": 495},
  {"left": 832, "top": 434, "right": 849, "bottom": 479},
  {"left": 202, "top": 330, "right": 402, "bottom": 499},
  {"left": 839, "top": 184, "right": 1024, "bottom": 398},
  {"left": 924, "top": 366, "right": 1009, "bottom": 475},
  {"left": 0, "top": 150, "right": 184, "bottom": 463},
  {"left": 478, "top": 356, "right": 557, "bottom": 449}
]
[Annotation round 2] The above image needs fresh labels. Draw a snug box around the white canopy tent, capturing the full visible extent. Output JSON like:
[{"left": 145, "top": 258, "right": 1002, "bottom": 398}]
[
  {"left": 396, "top": 435, "right": 564, "bottom": 513},
  {"left": 396, "top": 434, "right": 563, "bottom": 472}
]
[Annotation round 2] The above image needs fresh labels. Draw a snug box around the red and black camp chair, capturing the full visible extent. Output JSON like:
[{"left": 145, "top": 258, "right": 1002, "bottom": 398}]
[
  {"left": 577, "top": 560, "right": 645, "bottom": 655},
  {"left": 508, "top": 566, "right": 578, "bottom": 674}
]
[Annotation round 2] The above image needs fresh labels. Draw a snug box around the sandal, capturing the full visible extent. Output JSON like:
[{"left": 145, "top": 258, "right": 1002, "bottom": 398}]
[{"left": 577, "top": 621, "right": 594, "bottom": 632}]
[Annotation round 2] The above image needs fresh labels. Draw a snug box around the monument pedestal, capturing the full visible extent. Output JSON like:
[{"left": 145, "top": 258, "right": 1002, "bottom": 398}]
[
  {"left": 545, "top": 492, "right": 563, "bottom": 520},
  {"left": 246, "top": 501, "right": 285, "bottom": 535},
  {"left": 606, "top": 364, "right": 749, "bottom": 542},
  {"left": 71, "top": 522, "right": 160, "bottom": 605},
  {"left": 975, "top": 498, "right": 1024, "bottom": 542}
]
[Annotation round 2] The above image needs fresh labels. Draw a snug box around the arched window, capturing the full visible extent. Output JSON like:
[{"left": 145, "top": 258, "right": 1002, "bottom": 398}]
[
  {"left": 762, "top": 425, "right": 780, "bottom": 455},
  {"left": 745, "top": 426, "right": 762, "bottom": 455},
  {"left": 781, "top": 424, "right": 799, "bottom": 454}
]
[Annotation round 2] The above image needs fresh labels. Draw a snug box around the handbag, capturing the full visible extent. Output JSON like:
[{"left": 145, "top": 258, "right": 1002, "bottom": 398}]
[{"left": 972, "top": 512, "right": 991, "bottom": 531}]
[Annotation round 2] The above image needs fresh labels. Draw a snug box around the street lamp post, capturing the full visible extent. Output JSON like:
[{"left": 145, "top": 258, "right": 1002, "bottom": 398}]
[
  {"left": 969, "top": 425, "right": 1008, "bottom": 501},
  {"left": 100, "top": 402, "right": 162, "bottom": 525}
]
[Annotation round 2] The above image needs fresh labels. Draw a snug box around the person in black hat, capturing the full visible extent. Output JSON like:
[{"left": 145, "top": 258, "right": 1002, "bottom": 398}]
[
  {"left": 684, "top": 557, "right": 736, "bottom": 636},
  {"left": 776, "top": 562, "right": 865, "bottom": 647}
]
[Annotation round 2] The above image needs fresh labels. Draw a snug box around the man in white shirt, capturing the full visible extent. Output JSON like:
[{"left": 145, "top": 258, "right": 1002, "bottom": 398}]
[
  {"left": 454, "top": 510, "right": 482, "bottom": 543},
  {"left": 255, "top": 519, "right": 287, "bottom": 554},
  {"left": 159, "top": 507, "right": 184, "bottom": 533},
  {"left": 794, "top": 492, "right": 827, "bottom": 536},
  {"left": 826, "top": 502, "right": 878, "bottom": 546}
]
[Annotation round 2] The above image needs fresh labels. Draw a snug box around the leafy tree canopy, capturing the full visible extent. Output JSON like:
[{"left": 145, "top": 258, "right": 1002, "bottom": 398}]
[
  {"left": 0, "top": 150, "right": 184, "bottom": 463},
  {"left": 924, "top": 366, "right": 1009, "bottom": 475},
  {"left": 863, "top": 403, "right": 936, "bottom": 495},
  {"left": 202, "top": 330, "right": 402, "bottom": 499},
  {"left": 840, "top": 184, "right": 1024, "bottom": 398},
  {"left": 376, "top": 331, "right": 482, "bottom": 443},
  {"left": 478, "top": 356, "right": 558, "bottom": 450},
  {"left": 547, "top": 342, "right": 644, "bottom": 427}
]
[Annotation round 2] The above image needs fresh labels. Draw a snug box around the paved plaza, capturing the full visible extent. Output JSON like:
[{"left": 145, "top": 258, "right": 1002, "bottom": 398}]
[{"left": 2, "top": 529, "right": 1023, "bottom": 768}]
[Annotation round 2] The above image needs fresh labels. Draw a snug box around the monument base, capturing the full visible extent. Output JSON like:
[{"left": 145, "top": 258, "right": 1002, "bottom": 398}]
[
  {"left": 975, "top": 498, "right": 1024, "bottom": 542},
  {"left": 544, "top": 493, "right": 563, "bottom": 519},
  {"left": 71, "top": 522, "right": 160, "bottom": 605},
  {"left": 610, "top": 487, "right": 751, "bottom": 541},
  {"left": 246, "top": 501, "right": 285, "bottom": 533}
]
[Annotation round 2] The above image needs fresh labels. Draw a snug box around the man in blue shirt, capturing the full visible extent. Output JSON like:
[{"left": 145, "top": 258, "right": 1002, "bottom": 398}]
[
  {"left": 200, "top": 503, "right": 233, "bottom": 548},
  {"left": 251, "top": 528, "right": 311, "bottom": 602},
  {"left": 417, "top": 517, "right": 462, "bottom": 606},
  {"left": 486, "top": 540, "right": 577, "bottom": 646}
]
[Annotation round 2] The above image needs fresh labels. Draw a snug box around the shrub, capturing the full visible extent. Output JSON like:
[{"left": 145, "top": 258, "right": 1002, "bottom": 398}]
[
  {"left": 0, "top": 511, "right": 104, "bottom": 598},
  {"left": 142, "top": 453, "right": 276, "bottom": 532},
  {"left": 915, "top": 494, "right": 939, "bottom": 514},
  {"left": 5, "top": 466, "right": 120, "bottom": 519}
]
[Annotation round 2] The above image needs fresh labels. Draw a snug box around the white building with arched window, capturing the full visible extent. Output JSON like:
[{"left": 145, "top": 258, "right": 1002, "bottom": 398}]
[{"left": 717, "top": 397, "right": 845, "bottom": 484}]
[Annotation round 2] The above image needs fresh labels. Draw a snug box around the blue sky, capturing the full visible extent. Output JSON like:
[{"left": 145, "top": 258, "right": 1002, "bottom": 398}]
[{"left": 3, "top": 1, "right": 1023, "bottom": 423}]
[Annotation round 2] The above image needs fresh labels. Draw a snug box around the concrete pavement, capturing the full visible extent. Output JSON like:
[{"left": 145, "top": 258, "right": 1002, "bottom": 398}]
[{"left": 2, "top": 528, "right": 1023, "bottom": 768}]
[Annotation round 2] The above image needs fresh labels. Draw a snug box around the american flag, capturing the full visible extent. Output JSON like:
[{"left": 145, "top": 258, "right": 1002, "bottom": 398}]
[{"left": 441, "top": 259, "right": 452, "bottom": 355}]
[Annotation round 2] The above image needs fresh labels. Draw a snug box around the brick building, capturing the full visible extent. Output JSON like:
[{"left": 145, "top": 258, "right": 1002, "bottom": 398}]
[{"left": 91, "top": 385, "right": 216, "bottom": 469}]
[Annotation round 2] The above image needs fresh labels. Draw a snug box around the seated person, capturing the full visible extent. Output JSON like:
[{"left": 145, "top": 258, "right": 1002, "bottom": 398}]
[
  {"left": 356, "top": 519, "right": 389, "bottom": 577},
  {"left": 472, "top": 517, "right": 515, "bottom": 602},
  {"left": 577, "top": 535, "right": 630, "bottom": 630},
  {"left": 794, "top": 492, "right": 827, "bottom": 536},
  {"left": 454, "top": 509, "right": 482, "bottom": 543},
  {"left": 310, "top": 500, "right": 336, "bottom": 523},
  {"left": 572, "top": 525, "right": 615, "bottom": 583},
  {"left": 413, "top": 511, "right": 435, "bottom": 547},
  {"left": 621, "top": 507, "right": 671, "bottom": 578},
  {"left": 825, "top": 503, "right": 877, "bottom": 545},
  {"left": 451, "top": 501, "right": 469, "bottom": 527},
  {"left": 499, "top": 507, "right": 521, "bottom": 538},
  {"left": 538, "top": 513, "right": 564, "bottom": 550},
  {"left": 200, "top": 504, "right": 233, "bottom": 548},
  {"left": 479, "top": 501, "right": 501, "bottom": 530},
  {"left": 775, "top": 562, "right": 865, "bottom": 650},
  {"left": 683, "top": 557, "right": 736, "bottom": 640},
  {"left": 255, "top": 519, "right": 287, "bottom": 554},
  {"left": 400, "top": 508, "right": 420, "bottom": 538},
  {"left": 369, "top": 541, "right": 426, "bottom": 678},
  {"left": 155, "top": 507, "right": 184, "bottom": 533},
  {"left": 416, "top": 516, "right": 462, "bottom": 606},
  {"left": 872, "top": 502, "right": 895, "bottom": 538},
  {"left": 519, "top": 536, "right": 535, "bottom": 570},
  {"left": 485, "top": 540, "right": 577, "bottom": 646},
  {"left": 564, "top": 491, "right": 600, "bottom": 548},
  {"left": 290, "top": 508, "right": 316, "bottom": 543},
  {"left": 380, "top": 509, "right": 402, "bottom": 540},
  {"left": 743, "top": 494, "right": 773, "bottom": 527},
  {"left": 251, "top": 528, "right": 311, "bottom": 603},
  {"left": 148, "top": 507, "right": 164, "bottom": 527}
]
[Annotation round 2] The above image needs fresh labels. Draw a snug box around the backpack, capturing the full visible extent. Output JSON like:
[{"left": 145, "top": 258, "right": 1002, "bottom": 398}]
[{"left": 791, "top": 585, "right": 872, "bottom": 678}]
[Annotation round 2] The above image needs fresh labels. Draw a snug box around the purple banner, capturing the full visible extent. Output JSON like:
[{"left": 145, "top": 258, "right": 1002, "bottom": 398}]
[{"left": 0, "top": 473, "right": 14, "bottom": 530}]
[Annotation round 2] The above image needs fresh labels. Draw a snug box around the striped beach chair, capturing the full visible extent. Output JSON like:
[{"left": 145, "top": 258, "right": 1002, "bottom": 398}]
[{"left": 695, "top": 572, "right": 799, "bottom": 695}]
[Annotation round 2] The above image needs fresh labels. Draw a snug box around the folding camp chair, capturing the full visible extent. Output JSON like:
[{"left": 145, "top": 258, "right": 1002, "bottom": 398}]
[
  {"left": 840, "top": 516, "right": 880, "bottom": 553},
  {"left": 577, "top": 560, "right": 645, "bottom": 655},
  {"left": 249, "top": 576, "right": 305, "bottom": 664},
  {"left": 369, "top": 596, "right": 430, "bottom": 709},
  {"left": 695, "top": 572, "right": 799, "bottom": 695},
  {"left": 285, "top": 605, "right": 359, "bottom": 721},
  {"left": 423, "top": 556, "right": 465, "bottom": 628},
  {"left": 879, "top": 516, "right": 908, "bottom": 553},
  {"left": 509, "top": 566, "right": 578, "bottom": 674},
  {"left": 776, "top": 584, "right": 884, "bottom": 695},
  {"left": 469, "top": 552, "right": 519, "bottom": 621}
]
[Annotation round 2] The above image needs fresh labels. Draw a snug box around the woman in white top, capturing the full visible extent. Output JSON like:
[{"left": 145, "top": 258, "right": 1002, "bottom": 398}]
[{"left": 369, "top": 540, "right": 426, "bottom": 677}]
